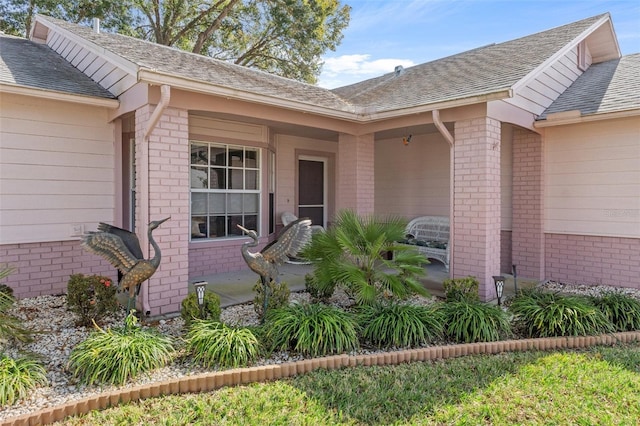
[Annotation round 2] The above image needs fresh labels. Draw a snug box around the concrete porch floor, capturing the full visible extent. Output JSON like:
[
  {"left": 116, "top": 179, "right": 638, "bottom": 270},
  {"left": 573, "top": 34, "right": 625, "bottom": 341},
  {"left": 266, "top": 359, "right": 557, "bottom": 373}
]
[{"left": 189, "top": 262, "right": 459, "bottom": 308}]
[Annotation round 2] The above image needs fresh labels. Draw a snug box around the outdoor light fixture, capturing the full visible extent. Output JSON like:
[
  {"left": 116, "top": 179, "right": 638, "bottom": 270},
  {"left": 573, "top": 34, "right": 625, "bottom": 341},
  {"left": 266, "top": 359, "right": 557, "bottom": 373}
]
[
  {"left": 493, "top": 276, "right": 505, "bottom": 306},
  {"left": 193, "top": 281, "right": 207, "bottom": 319}
]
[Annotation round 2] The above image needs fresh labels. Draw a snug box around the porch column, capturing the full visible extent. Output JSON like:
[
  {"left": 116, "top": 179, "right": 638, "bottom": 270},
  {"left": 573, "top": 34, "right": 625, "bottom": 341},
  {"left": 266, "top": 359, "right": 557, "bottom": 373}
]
[
  {"left": 135, "top": 105, "right": 190, "bottom": 316},
  {"left": 512, "top": 128, "right": 545, "bottom": 280},
  {"left": 336, "top": 133, "right": 375, "bottom": 215},
  {"left": 453, "top": 117, "right": 502, "bottom": 301}
]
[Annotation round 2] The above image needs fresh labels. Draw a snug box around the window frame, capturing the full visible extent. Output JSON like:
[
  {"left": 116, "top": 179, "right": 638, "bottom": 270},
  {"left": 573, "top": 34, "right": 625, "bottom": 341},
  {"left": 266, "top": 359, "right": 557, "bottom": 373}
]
[{"left": 190, "top": 141, "right": 261, "bottom": 241}]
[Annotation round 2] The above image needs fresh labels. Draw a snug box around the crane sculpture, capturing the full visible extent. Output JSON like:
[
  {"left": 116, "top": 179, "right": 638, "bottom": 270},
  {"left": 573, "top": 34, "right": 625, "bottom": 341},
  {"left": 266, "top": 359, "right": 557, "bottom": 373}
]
[
  {"left": 238, "top": 218, "right": 312, "bottom": 319},
  {"left": 81, "top": 217, "right": 170, "bottom": 314}
]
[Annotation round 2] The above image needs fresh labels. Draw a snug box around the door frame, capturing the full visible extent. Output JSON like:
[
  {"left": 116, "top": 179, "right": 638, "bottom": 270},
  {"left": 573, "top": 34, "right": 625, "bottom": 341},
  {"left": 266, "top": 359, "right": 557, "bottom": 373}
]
[{"left": 297, "top": 155, "right": 328, "bottom": 228}]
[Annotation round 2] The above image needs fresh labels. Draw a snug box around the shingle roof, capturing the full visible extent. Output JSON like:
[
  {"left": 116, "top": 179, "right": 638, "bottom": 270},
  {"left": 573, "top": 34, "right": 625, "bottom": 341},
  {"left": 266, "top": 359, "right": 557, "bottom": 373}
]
[
  {"left": 0, "top": 33, "right": 115, "bottom": 99},
  {"left": 540, "top": 53, "right": 640, "bottom": 118},
  {"left": 331, "top": 14, "right": 607, "bottom": 112},
  {"left": 38, "top": 16, "right": 356, "bottom": 113}
]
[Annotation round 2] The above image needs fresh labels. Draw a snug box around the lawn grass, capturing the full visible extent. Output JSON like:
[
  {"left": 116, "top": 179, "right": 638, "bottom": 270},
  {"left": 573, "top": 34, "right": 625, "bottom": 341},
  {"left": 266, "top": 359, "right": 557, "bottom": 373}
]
[{"left": 58, "top": 343, "right": 640, "bottom": 425}]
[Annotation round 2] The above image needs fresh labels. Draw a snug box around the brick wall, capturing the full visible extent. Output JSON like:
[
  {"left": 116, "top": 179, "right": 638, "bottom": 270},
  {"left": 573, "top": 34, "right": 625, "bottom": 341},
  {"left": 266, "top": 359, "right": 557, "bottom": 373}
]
[
  {"left": 501, "top": 230, "right": 512, "bottom": 274},
  {"left": 452, "top": 117, "right": 502, "bottom": 301},
  {"left": 189, "top": 240, "right": 255, "bottom": 278},
  {"left": 0, "top": 241, "right": 115, "bottom": 299},
  {"left": 337, "top": 133, "right": 374, "bottom": 215},
  {"left": 135, "top": 105, "right": 190, "bottom": 316},
  {"left": 512, "top": 128, "right": 545, "bottom": 280},
  {"left": 545, "top": 234, "right": 640, "bottom": 289}
]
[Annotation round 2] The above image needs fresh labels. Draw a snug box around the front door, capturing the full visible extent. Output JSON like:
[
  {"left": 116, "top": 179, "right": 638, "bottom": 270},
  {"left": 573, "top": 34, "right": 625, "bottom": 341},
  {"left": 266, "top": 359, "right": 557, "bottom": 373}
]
[{"left": 298, "top": 157, "right": 326, "bottom": 227}]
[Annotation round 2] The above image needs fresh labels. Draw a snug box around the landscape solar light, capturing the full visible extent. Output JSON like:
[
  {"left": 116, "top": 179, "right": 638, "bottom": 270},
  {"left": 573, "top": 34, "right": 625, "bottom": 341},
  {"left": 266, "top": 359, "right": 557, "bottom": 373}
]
[
  {"left": 493, "top": 276, "right": 505, "bottom": 306},
  {"left": 193, "top": 281, "right": 207, "bottom": 319}
]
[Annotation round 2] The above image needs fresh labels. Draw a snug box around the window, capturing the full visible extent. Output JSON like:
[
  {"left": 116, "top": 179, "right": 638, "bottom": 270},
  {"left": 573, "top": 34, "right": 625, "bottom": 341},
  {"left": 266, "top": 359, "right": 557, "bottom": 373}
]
[{"left": 190, "top": 142, "right": 260, "bottom": 239}]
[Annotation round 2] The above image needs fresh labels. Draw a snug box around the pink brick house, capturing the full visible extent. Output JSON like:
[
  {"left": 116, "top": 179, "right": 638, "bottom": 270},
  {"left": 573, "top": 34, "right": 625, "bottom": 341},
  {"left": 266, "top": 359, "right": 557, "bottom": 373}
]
[{"left": 1, "top": 13, "right": 638, "bottom": 315}]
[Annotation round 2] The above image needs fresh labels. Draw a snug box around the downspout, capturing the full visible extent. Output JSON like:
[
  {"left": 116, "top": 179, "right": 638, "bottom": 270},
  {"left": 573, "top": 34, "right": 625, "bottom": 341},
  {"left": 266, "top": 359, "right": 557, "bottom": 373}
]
[
  {"left": 432, "top": 109, "right": 455, "bottom": 277},
  {"left": 140, "top": 84, "right": 171, "bottom": 316}
]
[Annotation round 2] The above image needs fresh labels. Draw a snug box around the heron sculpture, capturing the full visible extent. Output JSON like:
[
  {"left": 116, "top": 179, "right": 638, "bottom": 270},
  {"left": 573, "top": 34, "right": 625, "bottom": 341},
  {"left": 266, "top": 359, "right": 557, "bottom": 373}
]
[
  {"left": 237, "top": 218, "right": 312, "bottom": 319},
  {"left": 81, "top": 217, "right": 170, "bottom": 313}
]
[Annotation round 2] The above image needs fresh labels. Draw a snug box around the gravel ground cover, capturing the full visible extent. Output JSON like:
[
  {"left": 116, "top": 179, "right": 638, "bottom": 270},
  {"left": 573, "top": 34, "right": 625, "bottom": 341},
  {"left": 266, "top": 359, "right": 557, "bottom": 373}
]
[{"left": 1, "top": 281, "right": 638, "bottom": 421}]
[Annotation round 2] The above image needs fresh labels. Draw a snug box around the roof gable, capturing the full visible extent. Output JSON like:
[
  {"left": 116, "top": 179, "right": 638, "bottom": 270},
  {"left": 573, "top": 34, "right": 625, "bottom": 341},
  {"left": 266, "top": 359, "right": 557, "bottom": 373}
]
[
  {"left": 332, "top": 14, "right": 615, "bottom": 114},
  {"left": 540, "top": 53, "right": 640, "bottom": 119}
]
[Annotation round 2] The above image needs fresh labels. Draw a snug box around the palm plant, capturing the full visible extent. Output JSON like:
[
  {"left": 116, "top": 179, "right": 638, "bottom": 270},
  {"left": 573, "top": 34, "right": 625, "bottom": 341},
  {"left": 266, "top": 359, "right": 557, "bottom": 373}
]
[{"left": 302, "top": 210, "right": 429, "bottom": 305}]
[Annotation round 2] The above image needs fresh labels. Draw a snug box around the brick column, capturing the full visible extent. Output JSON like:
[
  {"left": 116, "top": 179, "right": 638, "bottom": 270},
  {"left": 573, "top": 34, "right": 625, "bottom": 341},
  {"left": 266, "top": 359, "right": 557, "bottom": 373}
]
[
  {"left": 135, "top": 106, "right": 190, "bottom": 316},
  {"left": 512, "top": 128, "right": 544, "bottom": 280},
  {"left": 336, "top": 133, "right": 374, "bottom": 215},
  {"left": 453, "top": 118, "right": 502, "bottom": 301}
]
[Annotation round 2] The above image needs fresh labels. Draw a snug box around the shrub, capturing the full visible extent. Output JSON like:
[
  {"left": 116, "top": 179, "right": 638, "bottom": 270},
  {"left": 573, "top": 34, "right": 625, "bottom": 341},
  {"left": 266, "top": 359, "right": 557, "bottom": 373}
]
[
  {"left": 66, "top": 274, "right": 118, "bottom": 326},
  {"left": 0, "top": 352, "right": 47, "bottom": 406},
  {"left": 301, "top": 210, "right": 429, "bottom": 306},
  {"left": 0, "top": 266, "right": 32, "bottom": 344},
  {"left": 68, "top": 311, "right": 175, "bottom": 386},
  {"left": 181, "top": 290, "right": 221, "bottom": 326},
  {"left": 442, "top": 276, "right": 480, "bottom": 302},
  {"left": 187, "top": 321, "right": 260, "bottom": 368},
  {"left": 304, "top": 273, "right": 334, "bottom": 302},
  {"left": 253, "top": 280, "right": 290, "bottom": 320},
  {"left": 591, "top": 292, "right": 640, "bottom": 332},
  {"left": 509, "top": 288, "right": 613, "bottom": 338},
  {"left": 357, "top": 302, "right": 443, "bottom": 348},
  {"left": 0, "top": 284, "right": 13, "bottom": 298},
  {"left": 440, "top": 300, "right": 511, "bottom": 343},
  {"left": 266, "top": 303, "right": 359, "bottom": 357}
]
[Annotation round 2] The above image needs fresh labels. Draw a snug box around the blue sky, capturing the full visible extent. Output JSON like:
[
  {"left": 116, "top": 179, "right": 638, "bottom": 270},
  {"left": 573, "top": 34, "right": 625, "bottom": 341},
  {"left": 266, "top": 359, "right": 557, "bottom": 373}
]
[{"left": 317, "top": 0, "right": 640, "bottom": 88}]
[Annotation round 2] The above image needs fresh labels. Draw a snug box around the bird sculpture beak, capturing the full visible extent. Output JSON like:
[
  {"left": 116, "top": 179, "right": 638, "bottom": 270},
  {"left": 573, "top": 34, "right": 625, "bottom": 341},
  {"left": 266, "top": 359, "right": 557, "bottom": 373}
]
[
  {"left": 237, "top": 224, "right": 249, "bottom": 234},
  {"left": 152, "top": 217, "right": 171, "bottom": 225}
]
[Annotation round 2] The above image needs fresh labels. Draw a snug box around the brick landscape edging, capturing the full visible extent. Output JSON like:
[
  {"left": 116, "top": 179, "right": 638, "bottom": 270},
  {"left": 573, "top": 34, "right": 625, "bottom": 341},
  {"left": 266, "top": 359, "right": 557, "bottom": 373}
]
[{"left": 3, "top": 331, "right": 639, "bottom": 426}]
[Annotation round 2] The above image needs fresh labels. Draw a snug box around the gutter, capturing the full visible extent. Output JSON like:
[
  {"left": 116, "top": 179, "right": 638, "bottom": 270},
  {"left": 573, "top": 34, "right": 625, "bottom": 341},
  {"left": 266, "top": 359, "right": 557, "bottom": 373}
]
[
  {"left": 534, "top": 109, "right": 639, "bottom": 128},
  {"left": 139, "top": 84, "right": 170, "bottom": 316},
  {"left": 138, "top": 69, "right": 512, "bottom": 124},
  {"left": 432, "top": 109, "right": 455, "bottom": 278},
  {"left": 0, "top": 83, "right": 119, "bottom": 108}
]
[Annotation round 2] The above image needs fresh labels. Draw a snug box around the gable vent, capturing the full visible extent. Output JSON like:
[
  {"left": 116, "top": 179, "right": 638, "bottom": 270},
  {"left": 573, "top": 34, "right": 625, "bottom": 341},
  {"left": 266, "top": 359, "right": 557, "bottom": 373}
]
[{"left": 394, "top": 65, "right": 404, "bottom": 76}]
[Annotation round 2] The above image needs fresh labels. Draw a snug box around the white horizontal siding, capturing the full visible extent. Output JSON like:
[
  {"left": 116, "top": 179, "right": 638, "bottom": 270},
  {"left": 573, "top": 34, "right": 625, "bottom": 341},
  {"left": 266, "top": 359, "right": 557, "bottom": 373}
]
[
  {"left": 375, "top": 132, "right": 450, "bottom": 218},
  {"left": 544, "top": 117, "right": 640, "bottom": 238},
  {"left": 189, "top": 115, "right": 267, "bottom": 143},
  {"left": 0, "top": 94, "right": 115, "bottom": 244},
  {"left": 45, "top": 29, "right": 136, "bottom": 96},
  {"left": 507, "top": 46, "right": 589, "bottom": 115}
]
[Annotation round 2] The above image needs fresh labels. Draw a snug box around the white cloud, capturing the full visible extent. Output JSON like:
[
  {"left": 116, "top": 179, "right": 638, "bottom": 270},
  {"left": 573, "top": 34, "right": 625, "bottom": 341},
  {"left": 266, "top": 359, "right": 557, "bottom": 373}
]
[{"left": 318, "top": 54, "right": 415, "bottom": 89}]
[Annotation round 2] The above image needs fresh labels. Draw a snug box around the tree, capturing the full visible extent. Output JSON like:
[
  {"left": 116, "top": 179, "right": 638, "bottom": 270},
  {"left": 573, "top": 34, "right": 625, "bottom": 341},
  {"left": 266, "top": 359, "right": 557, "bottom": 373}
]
[
  {"left": 1, "top": 0, "right": 351, "bottom": 84},
  {"left": 0, "top": 0, "right": 137, "bottom": 38}
]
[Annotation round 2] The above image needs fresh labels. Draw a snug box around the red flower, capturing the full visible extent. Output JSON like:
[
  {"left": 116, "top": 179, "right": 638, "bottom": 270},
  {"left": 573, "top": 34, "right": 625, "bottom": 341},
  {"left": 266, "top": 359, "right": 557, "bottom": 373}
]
[{"left": 104, "top": 281, "right": 111, "bottom": 287}]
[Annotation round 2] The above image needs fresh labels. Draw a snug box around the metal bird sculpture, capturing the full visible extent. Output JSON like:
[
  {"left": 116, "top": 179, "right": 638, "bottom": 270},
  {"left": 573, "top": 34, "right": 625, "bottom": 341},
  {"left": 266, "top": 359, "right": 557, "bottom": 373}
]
[
  {"left": 238, "top": 218, "right": 312, "bottom": 319},
  {"left": 81, "top": 217, "right": 170, "bottom": 312}
]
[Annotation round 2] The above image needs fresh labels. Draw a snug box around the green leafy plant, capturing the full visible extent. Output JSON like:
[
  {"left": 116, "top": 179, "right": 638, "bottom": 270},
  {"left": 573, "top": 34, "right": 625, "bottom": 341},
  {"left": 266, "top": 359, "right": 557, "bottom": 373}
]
[
  {"left": 509, "top": 288, "right": 613, "bottom": 338},
  {"left": 440, "top": 300, "right": 511, "bottom": 343},
  {"left": 186, "top": 321, "right": 260, "bottom": 368},
  {"left": 0, "top": 266, "right": 32, "bottom": 344},
  {"left": 181, "top": 290, "right": 221, "bottom": 326},
  {"left": 357, "top": 302, "right": 443, "bottom": 348},
  {"left": 304, "top": 273, "right": 334, "bottom": 303},
  {"left": 591, "top": 292, "right": 640, "bottom": 331},
  {"left": 66, "top": 274, "right": 118, "bottom": 326},
  {"left": 0, "top": 352, "right": 47, "bottom": 406},
  {"left": 68, "top": 311, "right": 175, "bottom": 386},
  {"left": 442, "top": 276, "right": 480, "bottom": 302},
  {"left": 253, "top": 280, "right": 290, "bottom": 320},
  {"left": 301, "top": 210, "right": 429, "bottom": 305},
  {"left": 266, "top": 303, "right": 359, "bottom": 357}
]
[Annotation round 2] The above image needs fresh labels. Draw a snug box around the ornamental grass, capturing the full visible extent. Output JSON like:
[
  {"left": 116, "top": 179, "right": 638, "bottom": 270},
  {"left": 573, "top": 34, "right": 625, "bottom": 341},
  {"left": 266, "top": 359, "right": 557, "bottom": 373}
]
[
  {"left": 67, "top": 312, "right": 175, "bottom": 386},
  {"left": 0, "top": 353, "right": 47, "bottom": 406},
  {"left": 186, "top": 320, "right": 260, "bottom": 368}
]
